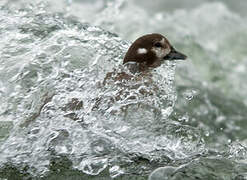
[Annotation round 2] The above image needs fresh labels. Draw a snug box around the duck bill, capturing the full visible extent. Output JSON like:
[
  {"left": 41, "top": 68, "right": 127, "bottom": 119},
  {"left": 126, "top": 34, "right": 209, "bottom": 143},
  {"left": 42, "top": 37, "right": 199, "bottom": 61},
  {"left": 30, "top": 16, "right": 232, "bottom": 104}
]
[{"left": 164, "top": 47, "right": 187, "bottom": 61}]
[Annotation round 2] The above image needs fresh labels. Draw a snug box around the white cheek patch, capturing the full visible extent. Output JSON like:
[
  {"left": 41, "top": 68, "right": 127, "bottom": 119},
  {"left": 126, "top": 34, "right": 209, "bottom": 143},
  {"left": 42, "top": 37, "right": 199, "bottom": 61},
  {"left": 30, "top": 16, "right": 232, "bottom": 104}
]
[
  {"left": 137, "top": 48, "right": 148, "bottom": 54},
  {"left": 152, "top": 47, "right": 171, "bottom": 59}
]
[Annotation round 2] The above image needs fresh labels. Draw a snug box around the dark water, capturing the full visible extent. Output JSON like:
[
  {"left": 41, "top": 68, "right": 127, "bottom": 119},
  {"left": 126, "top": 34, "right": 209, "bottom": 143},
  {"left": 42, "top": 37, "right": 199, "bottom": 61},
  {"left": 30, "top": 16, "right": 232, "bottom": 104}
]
[{"left": 0, "top": 0, "right": 247, "bottom": 179}]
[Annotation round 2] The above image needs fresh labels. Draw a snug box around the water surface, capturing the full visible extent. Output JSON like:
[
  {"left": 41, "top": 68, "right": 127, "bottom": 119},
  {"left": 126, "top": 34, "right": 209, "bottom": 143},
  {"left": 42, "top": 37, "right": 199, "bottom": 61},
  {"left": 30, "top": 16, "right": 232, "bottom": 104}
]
[{"left": 0, "top": 0, "right": 247, "bottom": 179}]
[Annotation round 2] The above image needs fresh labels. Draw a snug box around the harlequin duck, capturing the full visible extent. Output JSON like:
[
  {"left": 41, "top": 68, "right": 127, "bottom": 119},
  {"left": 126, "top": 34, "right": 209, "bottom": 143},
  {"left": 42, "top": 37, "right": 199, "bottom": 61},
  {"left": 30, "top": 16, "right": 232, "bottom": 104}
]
[
  {"left": 123, "top": 33, "right": 187, "bottom": 71},
  {"left": 104, "top": 33, "right": 187, "bottom": 84},
  {"left": 93, "top": 33, "right": 187, "bottom": 114}
]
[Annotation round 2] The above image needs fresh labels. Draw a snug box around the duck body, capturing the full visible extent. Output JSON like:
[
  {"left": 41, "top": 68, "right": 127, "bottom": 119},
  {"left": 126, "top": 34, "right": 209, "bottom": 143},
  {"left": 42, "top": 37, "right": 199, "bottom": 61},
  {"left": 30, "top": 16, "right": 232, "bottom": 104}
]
[{"left": 94, "top": 33, "right": 187, "bottom": 116}]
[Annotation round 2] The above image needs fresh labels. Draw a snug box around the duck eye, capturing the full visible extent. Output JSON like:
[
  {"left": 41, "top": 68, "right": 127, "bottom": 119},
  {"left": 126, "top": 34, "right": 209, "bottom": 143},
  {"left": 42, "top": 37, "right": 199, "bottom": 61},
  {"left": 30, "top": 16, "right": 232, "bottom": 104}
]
[{"left": 154, "top": 42, "right": 162, "bottom": 48}]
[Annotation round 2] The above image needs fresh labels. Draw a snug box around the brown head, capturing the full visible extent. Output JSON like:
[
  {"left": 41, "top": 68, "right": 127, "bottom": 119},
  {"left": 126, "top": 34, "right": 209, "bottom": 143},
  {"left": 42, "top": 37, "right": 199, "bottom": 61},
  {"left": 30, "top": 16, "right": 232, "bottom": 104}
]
[{"left": 123, "top": 33, "right": 187, "bottom": 71}]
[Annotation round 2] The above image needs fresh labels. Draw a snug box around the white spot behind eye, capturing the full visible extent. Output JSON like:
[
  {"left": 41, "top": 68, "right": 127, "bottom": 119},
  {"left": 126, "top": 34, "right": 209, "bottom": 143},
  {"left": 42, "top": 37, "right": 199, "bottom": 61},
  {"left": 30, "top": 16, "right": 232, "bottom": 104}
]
[
  {"left": 160, "top": 38, "right": 165, "bottom": 44},
  {"left": 137, "top": 48, "right": 147, "bottom": 54}
]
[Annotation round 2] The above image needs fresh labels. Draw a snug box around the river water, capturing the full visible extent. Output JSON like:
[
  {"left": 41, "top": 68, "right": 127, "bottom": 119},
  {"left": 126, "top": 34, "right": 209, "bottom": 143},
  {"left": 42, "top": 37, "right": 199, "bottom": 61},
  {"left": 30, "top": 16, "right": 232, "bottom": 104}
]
[{"left": 1, "top": 0, "right": 247, "bottom": 179}]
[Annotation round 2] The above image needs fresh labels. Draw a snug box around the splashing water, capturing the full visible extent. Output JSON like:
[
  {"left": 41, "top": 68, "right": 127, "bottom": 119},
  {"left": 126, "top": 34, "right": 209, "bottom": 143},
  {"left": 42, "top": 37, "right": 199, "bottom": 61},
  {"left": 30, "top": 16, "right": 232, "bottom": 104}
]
[{"left": 1, "top": 0, "right": 247, "bottom": 179}]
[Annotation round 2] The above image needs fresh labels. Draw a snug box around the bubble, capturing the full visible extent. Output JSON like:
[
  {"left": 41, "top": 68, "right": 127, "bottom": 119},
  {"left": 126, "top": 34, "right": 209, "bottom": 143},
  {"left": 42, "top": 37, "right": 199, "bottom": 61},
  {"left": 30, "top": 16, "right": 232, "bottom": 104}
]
[
  {"left": 149, "top": 166, "right": 177, "bottom": 180},
  {"left": 109, "top": 165, "right": 124, "bottom": 178},
  {"left": 78, "top": 157, "right": 108, "bottom": 175},
  {"left": 183, "top": 89, "right": 197, "bottom": 101}
]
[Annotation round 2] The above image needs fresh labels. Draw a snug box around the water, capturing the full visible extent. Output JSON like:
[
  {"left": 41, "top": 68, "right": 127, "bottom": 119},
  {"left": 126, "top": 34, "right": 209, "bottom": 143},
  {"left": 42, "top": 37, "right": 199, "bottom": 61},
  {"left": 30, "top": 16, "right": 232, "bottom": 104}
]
[{"left": 0, "top": 0, "right": 247, "bottom": 179}]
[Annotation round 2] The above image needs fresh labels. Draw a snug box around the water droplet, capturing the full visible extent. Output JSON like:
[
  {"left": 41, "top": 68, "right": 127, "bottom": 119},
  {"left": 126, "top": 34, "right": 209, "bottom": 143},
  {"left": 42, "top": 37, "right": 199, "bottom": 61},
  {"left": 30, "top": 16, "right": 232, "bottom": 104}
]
[
  {"left": 109, "top": 165, "right": 124, "bottom": 178},
  {"left": 183, "top": 89, "right": 197, "bottom": 101},
  {"left": 79, "top": 157, "right": 108, "bottom": 175},
  {"left": 178, "top": 114, "right": 189, "bottom": 122},
  {"left": 149, "top": 166, "right": 177, "bottom": 180},
  {"left": 205, "top": 131, "right": 210, "bottom": 137}
]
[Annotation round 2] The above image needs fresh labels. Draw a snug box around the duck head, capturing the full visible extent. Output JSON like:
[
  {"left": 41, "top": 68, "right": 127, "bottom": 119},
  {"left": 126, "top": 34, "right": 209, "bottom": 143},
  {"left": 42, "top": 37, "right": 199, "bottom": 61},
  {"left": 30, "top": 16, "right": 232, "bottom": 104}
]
[{"left": 123, "top": 33, "right": 187, "bottom": 71}]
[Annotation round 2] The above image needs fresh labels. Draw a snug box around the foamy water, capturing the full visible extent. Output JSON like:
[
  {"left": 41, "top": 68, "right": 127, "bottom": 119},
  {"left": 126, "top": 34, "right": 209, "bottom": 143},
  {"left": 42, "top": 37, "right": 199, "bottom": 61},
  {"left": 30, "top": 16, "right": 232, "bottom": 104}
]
[{"left": 1, "top": 0, "right": 247, "bottom": 179}]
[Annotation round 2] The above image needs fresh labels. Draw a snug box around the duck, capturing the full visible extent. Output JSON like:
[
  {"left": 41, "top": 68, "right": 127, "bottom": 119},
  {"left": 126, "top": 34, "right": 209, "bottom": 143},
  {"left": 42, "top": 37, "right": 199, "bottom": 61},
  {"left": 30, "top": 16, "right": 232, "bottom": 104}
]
[
  {"left": 103, "top": 33, "right": 187, "bottom": 84},
  {"left": 123, "top": 33, "right": 187, "bottom": 70},
  {"left": 93, "top": 33, "right": 187, "bottom": 114}
]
